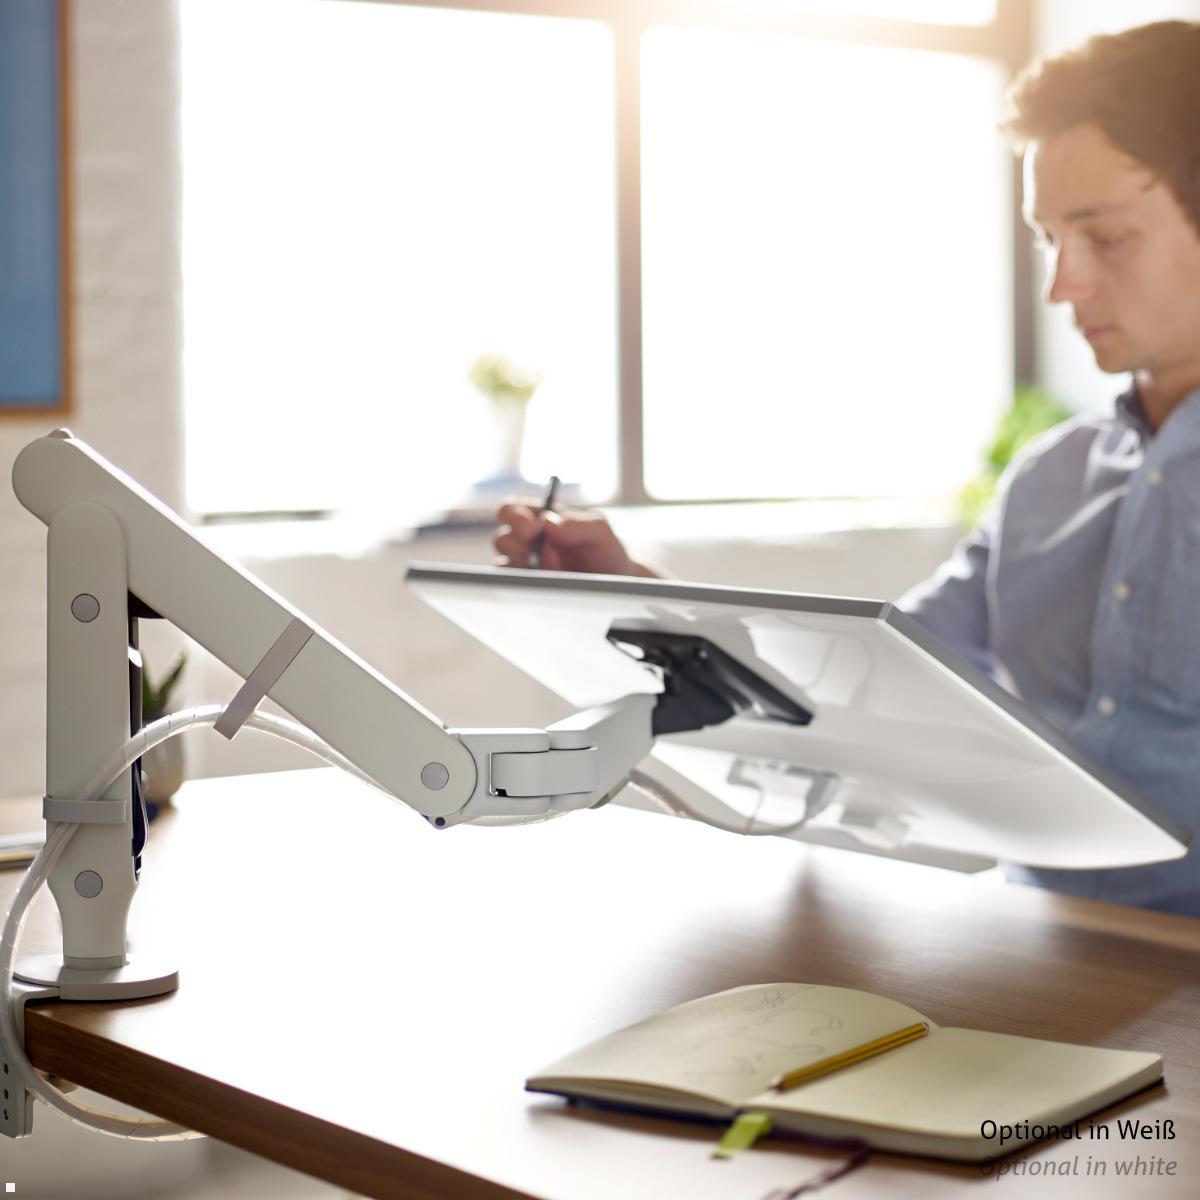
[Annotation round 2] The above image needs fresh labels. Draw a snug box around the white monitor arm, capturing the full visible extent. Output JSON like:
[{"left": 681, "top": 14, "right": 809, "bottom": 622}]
[
  {"left": 6, "top": 433, "right": 812, "bottom": 1141},
  {"left": 9, "top": 430, "right": 655, "bottom": 1006}
]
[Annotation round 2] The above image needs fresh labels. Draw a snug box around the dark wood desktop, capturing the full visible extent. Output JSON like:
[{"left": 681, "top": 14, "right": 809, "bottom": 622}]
[{"left": 3, "top": 769, "right": 1197, "bottom": 1199}]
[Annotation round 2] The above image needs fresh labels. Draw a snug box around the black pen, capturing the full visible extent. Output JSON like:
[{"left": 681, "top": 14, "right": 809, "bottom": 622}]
[{"left": 527, "top": 475, "right": 561, "bottom": 570}]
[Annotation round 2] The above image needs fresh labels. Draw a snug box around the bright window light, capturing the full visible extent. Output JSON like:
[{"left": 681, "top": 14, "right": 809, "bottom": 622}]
[
  {"left": 641, "top": 27, "right": 1012, "bottom": 500},
  {"left": 181, "top": 0, "right": 616, "bottom": 519},
  {"left": 766, "top": 0, "right": 997, "bottom": 25}
]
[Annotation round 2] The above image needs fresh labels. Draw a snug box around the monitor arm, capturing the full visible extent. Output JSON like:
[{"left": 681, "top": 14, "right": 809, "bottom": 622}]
[{"left": 10, "top": 431, "right": 655, "bottom": 1003}]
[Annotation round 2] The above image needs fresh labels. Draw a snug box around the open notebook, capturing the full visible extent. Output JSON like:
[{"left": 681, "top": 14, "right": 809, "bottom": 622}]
[{"left": 527, "top": 983, "right": 1162, "bottom": 1161}]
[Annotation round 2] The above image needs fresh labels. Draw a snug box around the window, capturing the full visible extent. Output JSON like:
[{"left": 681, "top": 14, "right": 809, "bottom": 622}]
[
  {"left": 182, "top": 0, "right": 616, "bottom": 518},
  {"left": 641, "top": 28, "right": 1010, "bottom": 499},
  {"left": 771, "top": 0, "right": 997, "bottom": 23},
  {"left": 182, "top": 0, "right": 1022, "bottom": 518}
]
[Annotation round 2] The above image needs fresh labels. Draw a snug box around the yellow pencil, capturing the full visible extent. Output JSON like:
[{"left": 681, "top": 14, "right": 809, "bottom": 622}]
[{"left": 770, "top": 1022, "right": 929, "bottom": 1092}]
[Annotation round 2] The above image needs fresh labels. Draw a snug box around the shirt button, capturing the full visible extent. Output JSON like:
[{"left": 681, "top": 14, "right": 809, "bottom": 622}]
[
  {"left": 1147, "top": 468, "right": 1164, "bottom": 486},
  {"left": 1112, "top": 581, "right": 1131, "bottom": 601},
  {"left": 1097, "top": 695, "right": 1118, "bottom": 717}
]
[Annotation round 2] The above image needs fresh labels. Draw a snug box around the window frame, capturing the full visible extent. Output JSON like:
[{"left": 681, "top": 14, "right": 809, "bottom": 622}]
[
  {"left": 378, "top": 0, "right": 1034, "bottom": 506},
  {"left": 189, "top": 0, "right": 1033, "bottom": 514}
]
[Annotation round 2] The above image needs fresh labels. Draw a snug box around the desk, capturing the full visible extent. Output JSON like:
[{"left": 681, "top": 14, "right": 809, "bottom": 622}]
[{"left": 3, "top": 769, "right": 1199, "bottom": 1199}]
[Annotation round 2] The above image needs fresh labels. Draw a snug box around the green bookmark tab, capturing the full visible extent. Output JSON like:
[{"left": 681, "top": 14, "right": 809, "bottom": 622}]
[{"left": 712, "top": 1111, "right": 773, "bottom": 1159}]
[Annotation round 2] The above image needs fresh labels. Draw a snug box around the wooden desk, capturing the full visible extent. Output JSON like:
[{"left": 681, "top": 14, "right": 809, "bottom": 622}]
[{"left": 3, "top": 770, "right": 1199, "bottom": 1199}]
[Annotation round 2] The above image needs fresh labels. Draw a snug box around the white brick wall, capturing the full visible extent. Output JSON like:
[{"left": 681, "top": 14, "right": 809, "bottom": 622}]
[{"left": 1, "top": 0, "right": 184, "bottom": 800}]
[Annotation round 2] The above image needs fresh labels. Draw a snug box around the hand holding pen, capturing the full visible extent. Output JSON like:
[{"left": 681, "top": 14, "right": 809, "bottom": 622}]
[{"left": 493, "top": 480, "right": 660, "bottom": 577}]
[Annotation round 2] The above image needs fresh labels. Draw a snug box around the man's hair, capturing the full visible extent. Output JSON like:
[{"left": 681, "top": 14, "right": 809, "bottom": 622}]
[{"left": 1002, "top": 20, "right": 1200, "bottom": 231}]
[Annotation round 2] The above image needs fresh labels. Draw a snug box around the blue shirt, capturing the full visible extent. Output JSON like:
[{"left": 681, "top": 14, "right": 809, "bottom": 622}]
[{"left": 900, "top": 385, "right": 1200, "bottom": 913}]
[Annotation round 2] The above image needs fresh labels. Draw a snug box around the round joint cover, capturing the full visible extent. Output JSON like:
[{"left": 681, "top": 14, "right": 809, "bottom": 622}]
[
  {"left": 71, "top": 594, "right": 101, "bottom": 623},
  {"left": 421, "top": 761, "right": 450, "bottom": 790},
  {"left": 74, "top": 870, "right": 104, "bottom": 899}
]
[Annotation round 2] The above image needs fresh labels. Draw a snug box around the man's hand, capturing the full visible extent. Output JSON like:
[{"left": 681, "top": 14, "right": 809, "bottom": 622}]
[{"left": 494, "top": 501, "right": 659, "bottom": 577}]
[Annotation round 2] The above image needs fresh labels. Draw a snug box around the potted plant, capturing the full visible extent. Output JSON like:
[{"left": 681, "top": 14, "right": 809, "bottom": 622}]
[
  {"left": 468, "top": 353, "right": 542, "bottom": 486},
  {"left": 958, "top": 385, "right": 1072, "bottom": 529},
  {"left": 141, "top": 651, "right": 188, "bottom": 803}
]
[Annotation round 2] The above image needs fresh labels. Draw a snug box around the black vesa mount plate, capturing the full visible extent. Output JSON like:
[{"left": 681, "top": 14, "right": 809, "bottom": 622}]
[{"left": 606, "top": 625, "right": 813, "bottom": 737}]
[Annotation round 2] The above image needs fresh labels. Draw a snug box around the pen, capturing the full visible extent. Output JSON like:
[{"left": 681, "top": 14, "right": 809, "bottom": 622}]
[
  {"left": 526, "top": 475, "right": 561, "bottom": 570},
  {"left": 769, "top": 1022, "right": 929, "bottom": 1092}
]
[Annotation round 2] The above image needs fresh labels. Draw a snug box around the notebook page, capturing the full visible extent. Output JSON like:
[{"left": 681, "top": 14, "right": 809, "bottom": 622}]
[
  {"left": 762, "top": 1026, "right": 1162, "bottom": 1144},
  {"left": 529, "top": 983, "right": 930, "bottom": 1109}
]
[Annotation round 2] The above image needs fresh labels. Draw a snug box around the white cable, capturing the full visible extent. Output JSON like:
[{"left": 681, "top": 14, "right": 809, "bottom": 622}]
[
  {"left": 1, "top": 705, "right": 395, "bottom": 1141},
  {"left": 627, "top": 768, "right": 814, "bottom": 837}
]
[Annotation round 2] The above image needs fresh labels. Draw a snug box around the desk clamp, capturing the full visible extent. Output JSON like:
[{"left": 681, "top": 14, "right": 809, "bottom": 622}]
[{"left": 1, "top": 980, "right": 60, "bottom": 1138}]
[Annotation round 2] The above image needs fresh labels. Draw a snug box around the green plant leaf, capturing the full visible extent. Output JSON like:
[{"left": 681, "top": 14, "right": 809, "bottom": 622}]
[
  {"left": 958, "top": 385, "right": 1072, "bottom": 528},
  {"left": 468, "top": 353, "right": 541, "bottom": 405},
  {"left": 142, "top": 650, "right": 188, "bottom": 722}
]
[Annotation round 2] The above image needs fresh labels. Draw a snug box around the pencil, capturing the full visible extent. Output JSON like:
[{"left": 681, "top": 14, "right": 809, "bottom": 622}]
[{"left": 769, "top": 1022, "right": 929, "bottom": 1092}]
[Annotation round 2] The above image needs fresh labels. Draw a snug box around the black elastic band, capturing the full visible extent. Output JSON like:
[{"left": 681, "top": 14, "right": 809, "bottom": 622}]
[{"left": 761, "top": 1144, "right": 870, "bottom": 1200}]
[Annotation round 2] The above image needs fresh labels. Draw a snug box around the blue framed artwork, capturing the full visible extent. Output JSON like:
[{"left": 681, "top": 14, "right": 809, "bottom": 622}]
[{"left": 0, "top": 0, "right": 69, "bottom": 414}]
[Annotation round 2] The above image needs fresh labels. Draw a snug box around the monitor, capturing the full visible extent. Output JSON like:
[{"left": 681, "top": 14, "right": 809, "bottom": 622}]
[{"left": 406, "top": 564, "right": 1190, "bottom": 872}]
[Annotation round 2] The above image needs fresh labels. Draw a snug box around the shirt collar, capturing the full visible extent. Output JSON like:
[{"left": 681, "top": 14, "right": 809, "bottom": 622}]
[
  {"left": 1116, "top": 384, "right": 1200, "bottom": 460},
  {"left": 1114, "top": 384, "right": 1155, "bottom": 441}
]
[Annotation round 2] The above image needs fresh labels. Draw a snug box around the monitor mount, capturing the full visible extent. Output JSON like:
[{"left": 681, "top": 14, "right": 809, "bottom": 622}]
[{"left": 7, "top": 433, "right": 812, "bottom": 1004}]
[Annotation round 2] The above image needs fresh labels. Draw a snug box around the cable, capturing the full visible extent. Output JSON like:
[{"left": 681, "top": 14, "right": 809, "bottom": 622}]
[
  {"left": 1, "top": 705, "right": 395, "bottom": 1141},
  {"left": 4, "top": 704, "right": 626, "bottom": 1138},
  {"left": 627, "top": 767, "right": 815, "bottom": 837}
]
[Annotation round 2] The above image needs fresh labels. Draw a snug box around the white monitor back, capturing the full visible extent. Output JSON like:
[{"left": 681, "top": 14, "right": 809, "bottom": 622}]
[{"left": 407, "top": 565, "right": 1189, "bottom": 872}]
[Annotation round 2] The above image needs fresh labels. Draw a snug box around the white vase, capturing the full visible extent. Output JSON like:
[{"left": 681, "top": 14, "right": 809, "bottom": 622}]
[{"left": 485, "top": 401, "right": 529, "bottom": 483}]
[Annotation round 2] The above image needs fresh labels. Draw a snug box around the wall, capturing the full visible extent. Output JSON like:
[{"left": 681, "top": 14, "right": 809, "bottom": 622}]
[{"left": 1, "top": 0, "right": 184, "bottom": 797}]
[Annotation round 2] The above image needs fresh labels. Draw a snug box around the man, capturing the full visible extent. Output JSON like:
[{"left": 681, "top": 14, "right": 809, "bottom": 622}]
[{"left": 494, "top": 22, "right": 1200, "bottom": 914}]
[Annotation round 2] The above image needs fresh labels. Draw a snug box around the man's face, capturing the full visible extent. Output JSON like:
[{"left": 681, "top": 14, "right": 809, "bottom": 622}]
[{"left": 1024, "top": 122, "right": 1200, "bottom": 381}]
